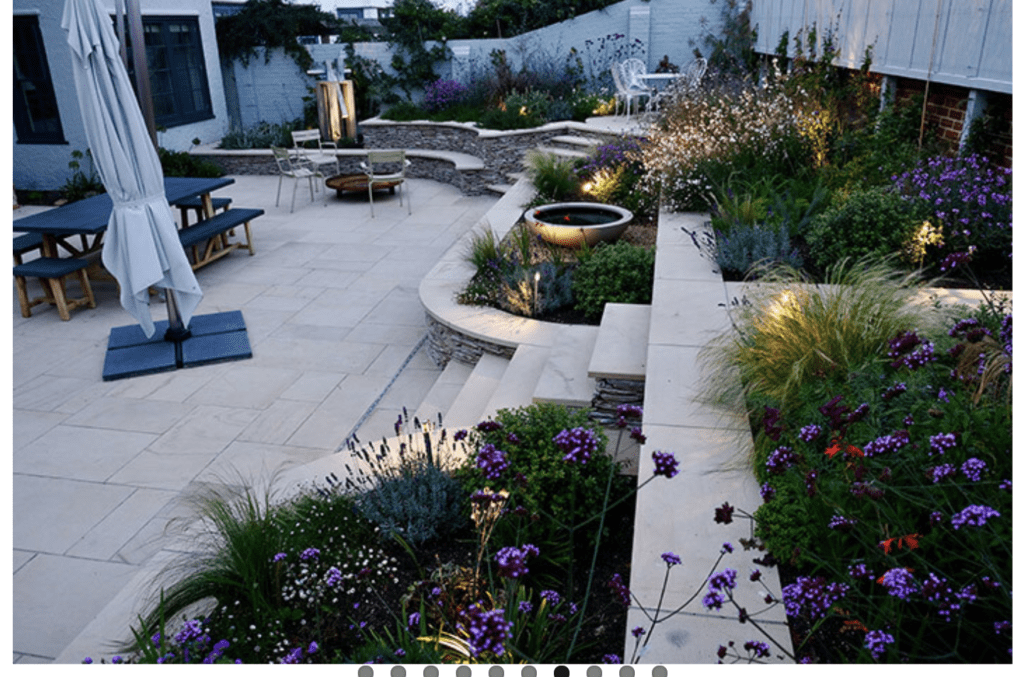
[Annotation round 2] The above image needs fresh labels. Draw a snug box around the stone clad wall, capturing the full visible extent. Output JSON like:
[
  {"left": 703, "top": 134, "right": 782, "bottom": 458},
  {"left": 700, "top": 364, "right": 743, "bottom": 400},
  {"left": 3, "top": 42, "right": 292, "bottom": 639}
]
[{"left": 361, "top": 120, "right": 622, "bottom": 182}]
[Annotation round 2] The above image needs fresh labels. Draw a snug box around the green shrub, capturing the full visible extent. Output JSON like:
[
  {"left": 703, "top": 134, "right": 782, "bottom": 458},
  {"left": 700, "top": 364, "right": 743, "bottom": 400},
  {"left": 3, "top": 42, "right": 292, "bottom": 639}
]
[
  {"left": 571, "top": 241, "right": 655, "bottom": 320},
  {"left": 454, "top": 401, "right": 622, "bottom": 544},
  {"left": 218, "top": 120, "right": 302, "bottom": 150},
  {"left": 380, "top": 100, "right": 428, "bottom": 121},
  {"left": 805, "top": 187, "right": 928, "bottom": 271},
  {"left": 158, "top": 147, "right": 225, "bottom": 178},
  {"left": 355, "top": 462, "right": 468, "bottom": 545}
]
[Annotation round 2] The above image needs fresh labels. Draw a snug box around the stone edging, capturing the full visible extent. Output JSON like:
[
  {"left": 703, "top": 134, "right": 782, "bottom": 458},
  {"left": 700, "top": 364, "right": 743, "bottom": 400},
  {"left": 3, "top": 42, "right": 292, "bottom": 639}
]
[{"left": 188, "top": 146, "right": 500, "bottom": 195}]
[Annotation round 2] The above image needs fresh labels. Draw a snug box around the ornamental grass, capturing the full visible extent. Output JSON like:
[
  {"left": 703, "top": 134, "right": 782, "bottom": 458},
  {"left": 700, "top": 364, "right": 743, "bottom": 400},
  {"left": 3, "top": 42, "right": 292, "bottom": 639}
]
[{"left": 700, "top": 255, "right": 952, "bottom": 410}]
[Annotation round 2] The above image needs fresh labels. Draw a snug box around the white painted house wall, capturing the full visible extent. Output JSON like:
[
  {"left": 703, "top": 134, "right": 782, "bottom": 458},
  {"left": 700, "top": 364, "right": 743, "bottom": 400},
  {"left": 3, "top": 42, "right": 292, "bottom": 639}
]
[
  {"left": 750, "top": 0, "right": 1012, "bottom": 94},
  {"left": 12, "top": 0, "right": 231, "bottom": 191}
]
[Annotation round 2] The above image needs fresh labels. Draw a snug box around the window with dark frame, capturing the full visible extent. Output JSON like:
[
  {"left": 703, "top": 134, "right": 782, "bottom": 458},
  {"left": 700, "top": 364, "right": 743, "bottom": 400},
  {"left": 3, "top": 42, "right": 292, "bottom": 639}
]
[
  {"left": 123, "top": 15, "right": 214, "bottom": 128},
  {"left": 13, "top": 14, "right": 66, "bottom": 144}
]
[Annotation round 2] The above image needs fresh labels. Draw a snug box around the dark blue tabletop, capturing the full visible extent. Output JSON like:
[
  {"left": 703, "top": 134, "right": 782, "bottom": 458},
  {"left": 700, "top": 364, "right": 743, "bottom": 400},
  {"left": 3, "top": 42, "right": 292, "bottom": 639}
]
[{"left": 12, "top": 177, "right": 235, "bottom": 236}]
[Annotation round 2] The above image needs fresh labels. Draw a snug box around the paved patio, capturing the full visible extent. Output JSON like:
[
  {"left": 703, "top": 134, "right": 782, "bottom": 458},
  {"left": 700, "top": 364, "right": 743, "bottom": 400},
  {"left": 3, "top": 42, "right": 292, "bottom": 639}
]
[{"left": 11, "top": 175, "right": 498, "bottom": 663}]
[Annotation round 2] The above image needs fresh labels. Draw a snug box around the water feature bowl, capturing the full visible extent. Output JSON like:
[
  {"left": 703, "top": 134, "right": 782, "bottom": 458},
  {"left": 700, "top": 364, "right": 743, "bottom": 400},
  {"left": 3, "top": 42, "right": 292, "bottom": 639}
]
[{"left": 524, "top": 202, "right": 634, "bottom": 249}]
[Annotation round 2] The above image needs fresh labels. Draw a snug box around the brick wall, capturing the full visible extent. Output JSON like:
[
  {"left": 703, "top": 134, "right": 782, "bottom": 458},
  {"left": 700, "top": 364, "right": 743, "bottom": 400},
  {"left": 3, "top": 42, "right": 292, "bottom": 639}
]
[{"left": 890, "top": 78, "right": 1012, "bottom": 166}]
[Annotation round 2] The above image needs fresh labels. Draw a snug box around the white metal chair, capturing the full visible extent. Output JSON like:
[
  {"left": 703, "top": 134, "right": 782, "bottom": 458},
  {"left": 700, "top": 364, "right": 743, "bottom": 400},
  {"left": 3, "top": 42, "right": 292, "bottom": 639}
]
[
  {"left": 649, "top": 57, "right": 707, "bottom": 112},
  {"left": 360, "top": 149, "right": 411, "bottom": 218},
  {"left": 271, "top": 146, "right": 325, "bottom": 212},
  {"left": 291, "top": 128, "right": 340, "bottom": 177},
  {"left": 614, "top": 59, "right": 653, "bottom": 119}
]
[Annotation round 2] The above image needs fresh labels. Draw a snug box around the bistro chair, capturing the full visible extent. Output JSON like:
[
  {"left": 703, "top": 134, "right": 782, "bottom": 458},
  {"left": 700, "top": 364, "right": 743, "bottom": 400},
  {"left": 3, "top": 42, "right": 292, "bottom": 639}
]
[
  {"left": 271, "top": 146, "right": 326, "bottom": 213},
  {"left": 291, "top": 129, "right": 340, "bottom": 177},
  {"left": 613, "top": 60, "right": 653, "bottom": 119},
  {"left": 360, "top": 149, "right": 411, "bottom": 218}
]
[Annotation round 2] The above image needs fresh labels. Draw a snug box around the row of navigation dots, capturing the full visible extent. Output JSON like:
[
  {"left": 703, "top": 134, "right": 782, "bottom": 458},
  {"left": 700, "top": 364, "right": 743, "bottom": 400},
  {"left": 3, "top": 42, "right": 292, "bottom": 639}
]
[{"left": 351, "top": 666, "right": 673, "bottom": 677}]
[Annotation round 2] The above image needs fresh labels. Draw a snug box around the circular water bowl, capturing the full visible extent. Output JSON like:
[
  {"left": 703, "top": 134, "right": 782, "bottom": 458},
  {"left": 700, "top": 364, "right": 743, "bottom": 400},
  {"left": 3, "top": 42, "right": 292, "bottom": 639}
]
[{"left": 524, "top": 202, "right": 633, "bottom": 249}]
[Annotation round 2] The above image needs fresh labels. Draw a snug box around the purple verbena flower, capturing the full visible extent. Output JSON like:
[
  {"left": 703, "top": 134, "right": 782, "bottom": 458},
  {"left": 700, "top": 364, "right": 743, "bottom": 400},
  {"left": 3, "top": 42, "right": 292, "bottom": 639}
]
[
  {"left": 661, "top": 551, "right": 682, "bottom": 566},
  {"left": 652, "top": 450, "right": 679, "bottom": 478},
  {"left": 960, "top": 457, "right": 987, "bottom": 481},
  {"left": 494, "top": 544, "right": 539, "bottom": 579},
  {"left": 460, "top": 604, "right": 512, "bottom": 658},
  {"left": 553, "top": 426, "right": 600, "bottom": 465},
  {"left": 782, "top": 576, "right": 850, "bottom": 620},
  {"left": 951, "top": 504, "right": 1000, "bottom": 529},
  {"left": 476, "top": 443, "right": 510, "bottom": 480},
  {"left": 879, "top": 567, "right": 917, "bottom": 600},
  {"left": 864, "top": 629, "right": 895, "bottom": 660}
]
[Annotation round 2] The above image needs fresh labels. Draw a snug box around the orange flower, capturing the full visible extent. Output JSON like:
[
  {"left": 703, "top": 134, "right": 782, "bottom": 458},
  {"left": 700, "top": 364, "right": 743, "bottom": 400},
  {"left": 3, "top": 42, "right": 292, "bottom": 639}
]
[
  {"left": 842, "top": 619, "right": 869, "bottom": 634},
  {"left": 826, "top": 438, "right": 863, "bottom": 459},
  {"left": 879, "top": 533, "right": 921, "bottom": 555}
]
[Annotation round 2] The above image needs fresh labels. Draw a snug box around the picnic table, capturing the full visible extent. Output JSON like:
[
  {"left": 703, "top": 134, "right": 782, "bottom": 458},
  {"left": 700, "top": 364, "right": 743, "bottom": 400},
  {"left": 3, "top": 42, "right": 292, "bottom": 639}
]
[{"left": 13, "top": 176, "right": 235, "bottom": 260}]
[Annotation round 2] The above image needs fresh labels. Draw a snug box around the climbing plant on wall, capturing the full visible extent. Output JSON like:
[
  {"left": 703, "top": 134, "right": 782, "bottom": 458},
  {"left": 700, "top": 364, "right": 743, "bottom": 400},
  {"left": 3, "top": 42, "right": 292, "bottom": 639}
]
[{"left": 214, "top": 0, "right": 367, "bottom": 72}]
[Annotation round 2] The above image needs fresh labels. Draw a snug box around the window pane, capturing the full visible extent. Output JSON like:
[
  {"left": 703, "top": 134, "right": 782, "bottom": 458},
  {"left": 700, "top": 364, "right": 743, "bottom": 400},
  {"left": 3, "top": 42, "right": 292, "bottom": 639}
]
[
  {"left": 13, "top": 16, "right": 65, "bottom": 143},
  {"left": 123, "top": 16, "right": 213, "bottom": 127}
]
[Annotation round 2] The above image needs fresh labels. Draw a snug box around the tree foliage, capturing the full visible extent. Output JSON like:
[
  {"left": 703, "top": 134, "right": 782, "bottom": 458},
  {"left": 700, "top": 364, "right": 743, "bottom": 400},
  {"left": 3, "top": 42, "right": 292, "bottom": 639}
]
[{"left": 214, "top": 0, "right": 356, "bottom": 71}]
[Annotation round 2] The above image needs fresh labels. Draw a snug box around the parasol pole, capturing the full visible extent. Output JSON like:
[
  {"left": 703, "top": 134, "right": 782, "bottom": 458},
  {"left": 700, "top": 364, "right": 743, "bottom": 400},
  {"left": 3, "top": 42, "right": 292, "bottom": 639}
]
[
  {"left": 123, "top": 0, "right": 188, "bottom": 339},
  {"left": 125, "top": 0, "right": 158, "bottom": 150}
]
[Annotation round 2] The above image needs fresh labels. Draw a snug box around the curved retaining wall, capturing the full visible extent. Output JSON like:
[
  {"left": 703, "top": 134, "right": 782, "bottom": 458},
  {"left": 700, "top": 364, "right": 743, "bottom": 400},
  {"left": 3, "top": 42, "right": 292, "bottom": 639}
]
[{"left": 360, "top": 118, "right": 625, "bottom": 182}]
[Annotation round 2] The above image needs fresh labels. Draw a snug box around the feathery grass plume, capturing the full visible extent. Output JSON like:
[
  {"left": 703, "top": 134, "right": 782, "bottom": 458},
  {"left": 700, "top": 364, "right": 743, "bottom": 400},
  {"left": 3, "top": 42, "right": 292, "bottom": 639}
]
[
  {"left": 700, "top": 255, "right": 951, "bottom": 409},
  {"left": 129, "top": 472, "right": 287, "bottom": 649}
]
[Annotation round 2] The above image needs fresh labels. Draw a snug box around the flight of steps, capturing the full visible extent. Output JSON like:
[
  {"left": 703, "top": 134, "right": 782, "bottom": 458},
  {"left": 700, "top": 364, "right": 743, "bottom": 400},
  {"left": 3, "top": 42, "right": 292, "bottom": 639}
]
[{"left": 279, "top": 302, "right": 649, "bottom": 495}]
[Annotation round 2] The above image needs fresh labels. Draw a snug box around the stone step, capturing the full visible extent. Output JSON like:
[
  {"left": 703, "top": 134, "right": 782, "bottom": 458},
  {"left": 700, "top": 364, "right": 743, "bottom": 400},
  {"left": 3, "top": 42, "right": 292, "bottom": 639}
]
[
  {"left": 532, "top": 145, "right": 590, "bottom": 161},
  {"left": 480, "top": 344, "right": 552, "bottom": 421},
  {"left": 485, "top": 183, "right": 514, "bottom": 195},
  {"left": 588, "top": 303, "right": 651, "bottom": 381},
  {"left": 414, "top": 358, "right": 475, "bottom": 430},
  {"left": 442, "top": 352, "right": 510, "bottom": 429},
  {"left": 532, "top": 324, "right": 600, "bottom": 408},
  {"left": 548, "top": 134, "right": 602, "bottom": 152}
]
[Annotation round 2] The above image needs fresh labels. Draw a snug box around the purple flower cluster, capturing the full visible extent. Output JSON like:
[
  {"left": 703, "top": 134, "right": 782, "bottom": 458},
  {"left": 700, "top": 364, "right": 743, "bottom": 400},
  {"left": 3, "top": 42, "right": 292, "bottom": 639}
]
[
  {"left": 553, "top": 426, "right": 600, "bottom": 465},
  {"left": 651, "top": 450, "right": 679, "bottom": 478},
  {"left": 743, "top": 641, "right": 771, "bottom": 658},
  {"left": 893, "top": 154, "right": 1012, "bottom": 260},
  {"left": 476, "top": 443, "right": 510, "bottom": 479},
  {"left": 863, "top": 429, "right": 910, "bottom": 457},
  {"left": 540, "top": 589, "right": 562, "bottom": 605},
  {"left": 781, "top": 576, "right": 850, "bottom": 620},
  {"left": 702, "top": 568, "right": 738, "bottom": 611},
  {"left": 661, "top": 551, "right": 682, "bottom": 566},
  {"left": 879, "top": 567, "right": 917, "bottom": 600},
  {"left": 763, "top": 406, "right": 784, "bottom": 440},
  {"left": 951, "top": 504, "right": 1001, "bottom": 529},
  {"left": 960, "top": 457, "right": 987, "bottom": 481},
  {"left": 798, "top": 424, "right": 822, "bottom": 442},
  {"left": 608, "top": 573, "right": 632, "bottom": 606},
  {"left": 881, "top": 382, "right": 907, "bottom": 401},
  {"left": 929, "top": 432, "right": 958, "bottom": 455},
  {"left": 422, "top": 79, "right": 468, "bottom": 113},
  {"left": 460, "top": 604, "right": 513, "bottom": 657},
  {"left": 494, "top": 544, "right": 539, "bottom": 579},
  {"left": 828, "top": 513, "right": 857, "bottom": 530},
  {"left": 864, "top": 629, "right": 895, "bottom": 660},
  {"left": 576, "top": 137, "right": 646, "bottom": 176},
  {"left": 765, "top": 446, "right": 798, "bottom": 474},
  {"left": 919, "top": 573, "right": 977, "bottom": 621},
  {"left": 887, "top": 332, "right": 937, "bottom": 371},
  {"left": 928, "top": 463, "right": 957, "bottom": 483}
]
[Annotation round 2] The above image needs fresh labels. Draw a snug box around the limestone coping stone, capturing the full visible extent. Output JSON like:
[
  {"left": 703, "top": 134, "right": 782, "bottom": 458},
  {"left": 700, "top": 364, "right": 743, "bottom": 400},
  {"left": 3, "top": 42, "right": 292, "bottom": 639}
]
[{"left": 189, "top": 144, "right": 485, "bottom": 171}]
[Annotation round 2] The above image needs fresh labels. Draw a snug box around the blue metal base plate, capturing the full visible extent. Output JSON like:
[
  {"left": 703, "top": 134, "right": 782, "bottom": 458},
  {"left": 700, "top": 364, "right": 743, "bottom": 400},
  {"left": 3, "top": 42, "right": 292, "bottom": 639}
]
[{"left": 103, "top": 310, "right": 252, "bottom": 381}]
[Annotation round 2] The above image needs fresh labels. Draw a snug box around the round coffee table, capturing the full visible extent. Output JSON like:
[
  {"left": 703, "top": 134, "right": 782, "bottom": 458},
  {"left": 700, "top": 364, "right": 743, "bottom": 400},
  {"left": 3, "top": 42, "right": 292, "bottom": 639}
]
[{"left": 325, "top": 174, "right": 401, "bottom": 198}]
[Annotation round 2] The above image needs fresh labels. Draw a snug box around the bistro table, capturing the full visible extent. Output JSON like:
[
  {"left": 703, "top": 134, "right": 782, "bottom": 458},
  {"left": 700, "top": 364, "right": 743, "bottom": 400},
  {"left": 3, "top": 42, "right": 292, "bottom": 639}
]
[{"left": 12, "top": 176, "right": 235, "bottom": 260}]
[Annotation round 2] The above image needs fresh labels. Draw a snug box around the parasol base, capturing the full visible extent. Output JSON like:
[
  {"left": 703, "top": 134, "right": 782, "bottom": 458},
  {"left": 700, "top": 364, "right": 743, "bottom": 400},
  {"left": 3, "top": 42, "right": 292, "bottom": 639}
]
[{"left": 103, "top": 310, "right": 252, "bottom": 381}]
